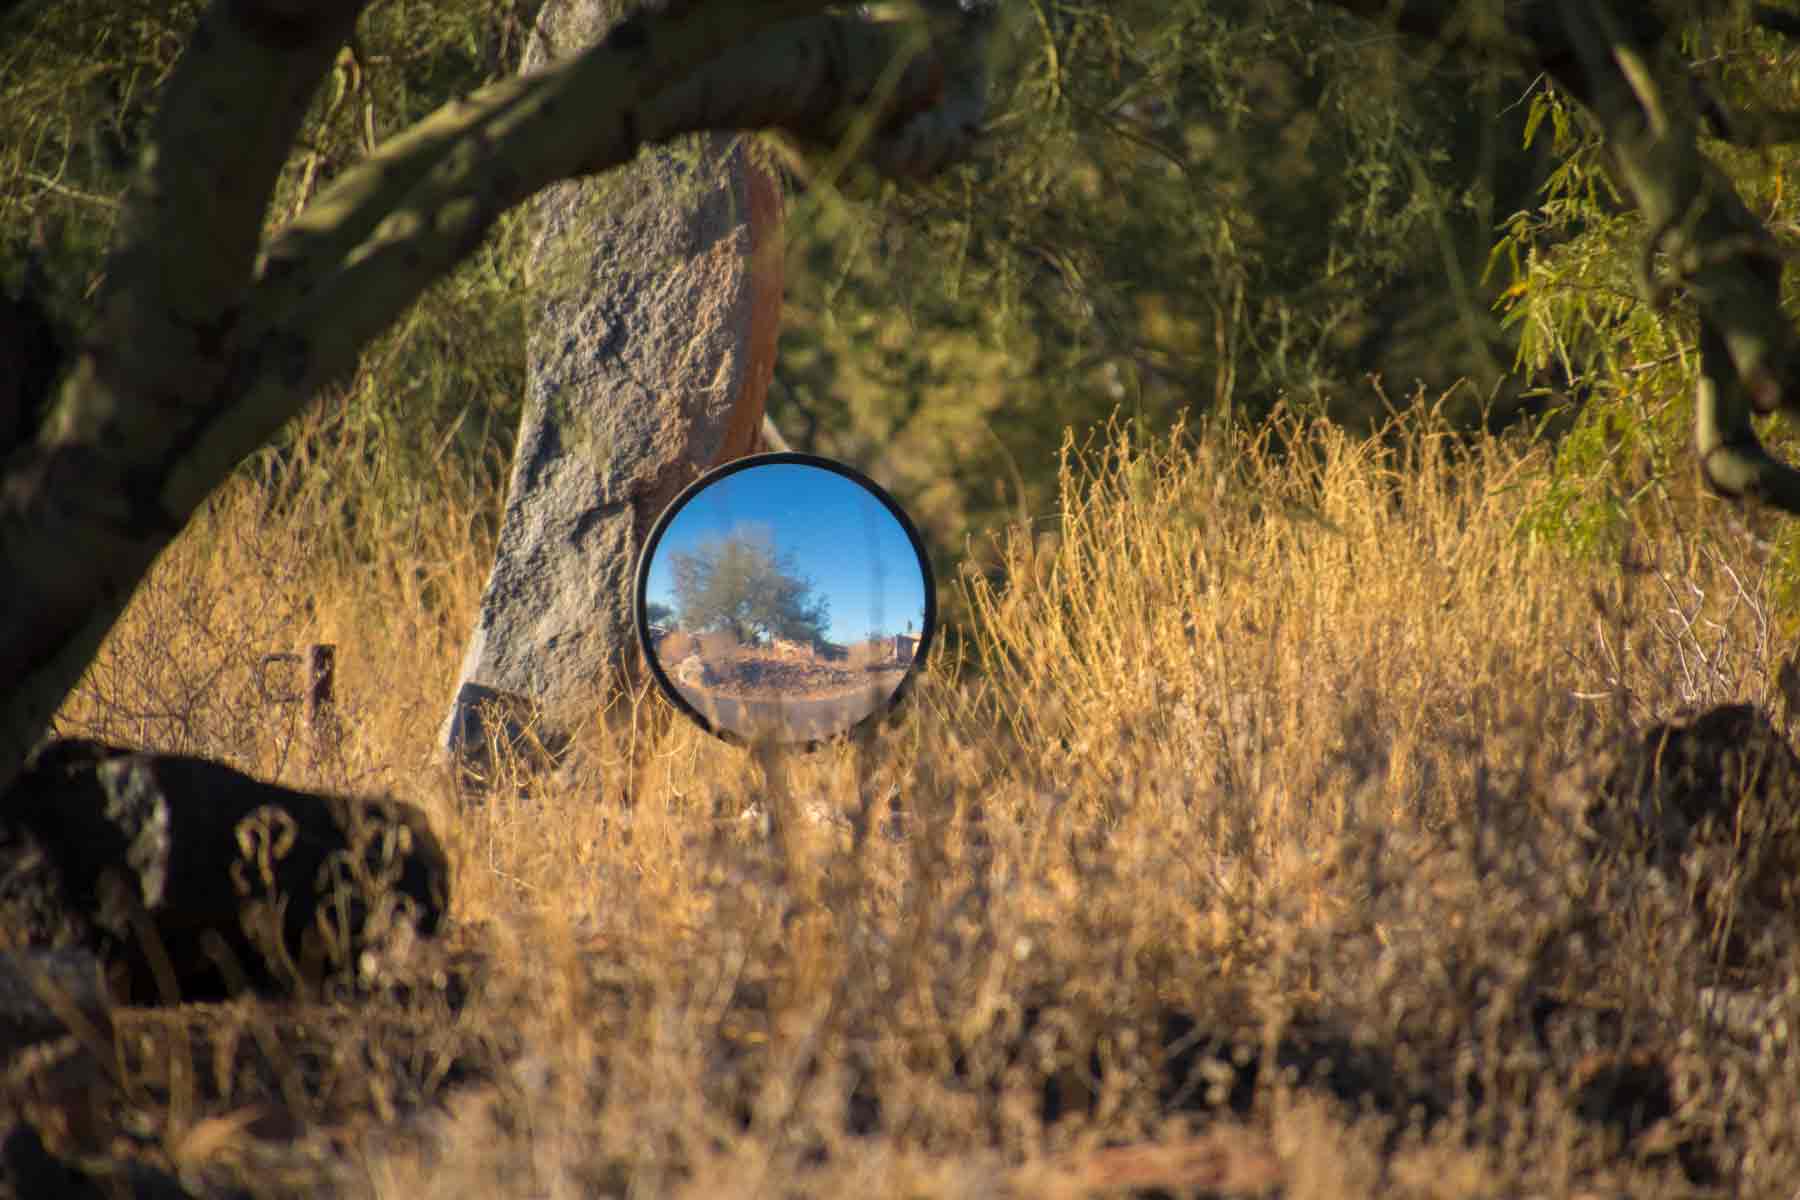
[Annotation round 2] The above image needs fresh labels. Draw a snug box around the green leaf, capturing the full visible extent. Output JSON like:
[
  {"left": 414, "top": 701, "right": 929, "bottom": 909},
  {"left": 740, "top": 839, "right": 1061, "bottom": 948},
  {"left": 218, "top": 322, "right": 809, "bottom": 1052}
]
[{"left": 1522, "top": 91, "right": 1549, "bottom": 150}]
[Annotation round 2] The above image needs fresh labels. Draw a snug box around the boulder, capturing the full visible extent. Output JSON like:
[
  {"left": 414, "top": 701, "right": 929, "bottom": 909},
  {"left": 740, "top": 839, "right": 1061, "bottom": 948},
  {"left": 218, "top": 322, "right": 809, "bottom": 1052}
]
[
  {"left": 1578, "top": 703, "right": 1800, "bottom": 968},
  {"left": 1597, "top": 704, "right": 1800, "bottom": 888},
  {"left": 440, "top": 0, "right": 783, "bottom": 782},
  {"left": 673, "top": 654, "right": 716, "bottom": 690},
  {"left": 0, "top": 740, "right": 449, "bottom": 1005}
]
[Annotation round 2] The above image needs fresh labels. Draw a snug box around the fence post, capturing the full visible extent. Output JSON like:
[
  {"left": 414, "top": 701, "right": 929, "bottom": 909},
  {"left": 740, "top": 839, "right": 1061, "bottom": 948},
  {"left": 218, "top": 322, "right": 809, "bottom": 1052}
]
[{"left": 306, "top": 643, "right": 339, "bottom": 759}]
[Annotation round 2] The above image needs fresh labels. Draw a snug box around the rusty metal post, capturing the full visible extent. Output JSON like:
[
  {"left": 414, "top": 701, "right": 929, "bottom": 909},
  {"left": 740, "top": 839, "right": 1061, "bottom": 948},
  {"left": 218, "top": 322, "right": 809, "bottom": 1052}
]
[
  {"left": 306, "top": 643, "right": 339, "bottom": 757},
  {"left": 305, "top": 644, "right": 335, "bottom": 720}
]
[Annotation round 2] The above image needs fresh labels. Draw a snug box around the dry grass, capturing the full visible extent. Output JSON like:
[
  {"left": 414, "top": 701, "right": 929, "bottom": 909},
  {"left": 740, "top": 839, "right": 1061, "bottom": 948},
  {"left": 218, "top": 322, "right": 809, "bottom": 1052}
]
[{"left": 23, "top": 399, "right": 1800, "bottom": 1197}]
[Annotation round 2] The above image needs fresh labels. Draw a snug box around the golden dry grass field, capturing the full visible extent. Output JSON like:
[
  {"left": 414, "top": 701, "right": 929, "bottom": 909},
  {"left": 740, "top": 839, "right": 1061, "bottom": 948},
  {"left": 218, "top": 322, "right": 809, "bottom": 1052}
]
[{"left": 20, "top": 401, "right": 1800, "bottom": 1197}]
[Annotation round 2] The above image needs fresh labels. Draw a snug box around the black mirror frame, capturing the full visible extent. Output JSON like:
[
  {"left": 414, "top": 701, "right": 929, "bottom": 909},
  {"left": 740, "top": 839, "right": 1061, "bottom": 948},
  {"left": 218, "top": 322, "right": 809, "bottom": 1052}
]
[{"left": 633, "top": 452, "right": 938, "bottom": 749}]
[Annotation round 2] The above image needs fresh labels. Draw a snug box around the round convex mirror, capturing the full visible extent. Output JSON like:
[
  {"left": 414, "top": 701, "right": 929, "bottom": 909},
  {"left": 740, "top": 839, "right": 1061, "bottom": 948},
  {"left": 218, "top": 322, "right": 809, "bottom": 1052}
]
[{"left": 635, "top": 454, "right": 936, "bottom": 747}]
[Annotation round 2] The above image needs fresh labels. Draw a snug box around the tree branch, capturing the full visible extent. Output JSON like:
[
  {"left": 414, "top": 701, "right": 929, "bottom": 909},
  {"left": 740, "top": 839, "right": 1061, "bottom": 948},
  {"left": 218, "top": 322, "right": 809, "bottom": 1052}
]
[
  {"left": 1321, "top": 0, "right": 1800, "bottom": 512},
  {"left": 1694, "top": 321, "right": 1800, "bottom": 509},
  {"left": 1753, "top": 4, "right": 1800, "bottom": 40},
  {"left": 0, "top": 0, "right": 989, "bottom": 790},
  {"left": 1701, "top": 106, "right": 1800, "bottom": 146},
  {"left": 1563, "top": 1, "right": 1800, "bottom": 504},
  {"left": 168, "top": 3, "right": 978, "bottom": 514},
  {"left": 252, "top": 2, "right": 833, "bottom": 322},
  {"left": 49, "top": 0, "right": 364, "bottom": 454},
  {"left": 1309, "top": 0, "right": 1669, "bottom": 107},
  {"left": 1303, "top": 0, "right": 1492, "bottom": 43},
  {"left": 1, "top": 1, "right": 366, "bottom": 785}
]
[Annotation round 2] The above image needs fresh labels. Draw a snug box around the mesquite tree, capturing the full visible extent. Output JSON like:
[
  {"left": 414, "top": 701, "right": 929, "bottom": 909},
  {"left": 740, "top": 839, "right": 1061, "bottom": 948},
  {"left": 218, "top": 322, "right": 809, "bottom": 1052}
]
[
  {"left": 1316, "top": 1, "right": 1800, "bottom": 510},
  {"left": 0, "top": 0, "right": 992, "bottom": 791},
  {"left": 671, "top": 531, "right": 831, "bottom": 646}
]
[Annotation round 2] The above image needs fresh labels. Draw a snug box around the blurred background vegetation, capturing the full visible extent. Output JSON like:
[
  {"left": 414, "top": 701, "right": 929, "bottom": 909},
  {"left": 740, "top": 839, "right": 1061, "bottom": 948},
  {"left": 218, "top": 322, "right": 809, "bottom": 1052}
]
[{"left": 7, "top": 0, "right": 1800, "bottom": 634}]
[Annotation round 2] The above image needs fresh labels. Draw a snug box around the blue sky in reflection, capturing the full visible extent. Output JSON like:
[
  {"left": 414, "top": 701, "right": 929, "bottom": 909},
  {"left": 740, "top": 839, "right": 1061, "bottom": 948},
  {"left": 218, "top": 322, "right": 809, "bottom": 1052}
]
[{"left": 644, "top": 464, "right": 929, "bottom": 644}]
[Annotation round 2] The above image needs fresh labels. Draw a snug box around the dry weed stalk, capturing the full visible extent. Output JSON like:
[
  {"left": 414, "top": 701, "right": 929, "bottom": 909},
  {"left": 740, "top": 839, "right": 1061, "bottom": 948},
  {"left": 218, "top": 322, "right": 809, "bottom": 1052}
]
[{"left": 28, "top": 398, "right": 1800, "bottom": 1196}]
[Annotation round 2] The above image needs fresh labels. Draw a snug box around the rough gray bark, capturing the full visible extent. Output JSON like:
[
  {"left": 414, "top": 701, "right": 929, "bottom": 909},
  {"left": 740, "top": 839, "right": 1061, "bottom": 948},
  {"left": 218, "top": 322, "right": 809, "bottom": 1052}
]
[{"left": 440, "top": 0, "right": 785, "bottom": 777}]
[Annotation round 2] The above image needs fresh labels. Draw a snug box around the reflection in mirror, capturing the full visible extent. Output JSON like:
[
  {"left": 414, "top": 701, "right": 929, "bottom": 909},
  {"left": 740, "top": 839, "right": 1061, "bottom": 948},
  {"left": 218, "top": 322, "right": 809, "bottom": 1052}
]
[{"left": 635, "top": 455, "right": 935, "bottom": 746}]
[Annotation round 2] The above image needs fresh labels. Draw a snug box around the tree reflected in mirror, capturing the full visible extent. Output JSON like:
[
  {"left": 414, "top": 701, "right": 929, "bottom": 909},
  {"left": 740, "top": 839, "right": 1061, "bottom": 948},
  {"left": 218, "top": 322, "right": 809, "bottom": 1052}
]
[{"left": 636, "top": 455, "right": 934, "bottom": 747}]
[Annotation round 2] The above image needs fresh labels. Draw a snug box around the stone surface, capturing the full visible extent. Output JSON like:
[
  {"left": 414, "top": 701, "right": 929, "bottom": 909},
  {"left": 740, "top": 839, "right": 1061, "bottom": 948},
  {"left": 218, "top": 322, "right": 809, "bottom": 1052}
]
[
  {"left": 1577, "top": 703, "right": 1800, "bottom": 968},
  {"left": 0, "top": 740, "right": 449, "bottom": 1004},
  {"left": 1596, "top": 704, "right": 1800, "bottom": 884},
  {"left": 672, "top": 654, "right": 715, "bottom": 689},
  {"left": 441, "top": 0, "right": 783, "bottom": 777}
]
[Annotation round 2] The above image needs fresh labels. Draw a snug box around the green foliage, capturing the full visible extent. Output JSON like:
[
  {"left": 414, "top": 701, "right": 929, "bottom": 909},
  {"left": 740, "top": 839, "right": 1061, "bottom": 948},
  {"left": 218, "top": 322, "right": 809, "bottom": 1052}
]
[
  {"left": 1, "top": 1, "right": 191, "bottom": 313},
  {"left": 776, "top": 0, "right": 1549, "bottom": 560},
  {"left": 1490, "top": 80, "right": 1686, "bottom": 558},
  {"left": 670, "top": 527, "right": 831, "bottom": 645},
  {"left": 1491, "top": 15, "right": 1800, "bottom": 575}
]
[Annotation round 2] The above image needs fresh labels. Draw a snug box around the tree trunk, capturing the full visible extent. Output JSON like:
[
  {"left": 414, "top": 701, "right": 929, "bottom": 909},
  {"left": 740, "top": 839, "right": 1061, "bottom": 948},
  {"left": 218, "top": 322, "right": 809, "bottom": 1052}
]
[{"left": 439, "top": 0, "right": 786, "bottom": 777}]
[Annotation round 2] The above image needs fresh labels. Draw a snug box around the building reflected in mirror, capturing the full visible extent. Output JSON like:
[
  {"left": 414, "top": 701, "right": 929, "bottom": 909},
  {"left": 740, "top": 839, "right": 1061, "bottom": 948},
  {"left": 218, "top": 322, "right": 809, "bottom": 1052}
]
[{"left": 636, "top": 456, "right": 934, "bottom": 746}]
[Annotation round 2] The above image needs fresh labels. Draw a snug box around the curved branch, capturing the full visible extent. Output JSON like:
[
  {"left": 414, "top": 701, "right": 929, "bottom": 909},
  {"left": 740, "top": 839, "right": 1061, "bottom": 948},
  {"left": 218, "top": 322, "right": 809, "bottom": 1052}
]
[
  {"left": 1323, "top": 0, "right": 1800, "bottom": 515},
  {"left": 1554, "top": 2, "right": 1800, "bottom": 509},
  {"left": 1559, "top": 5, "right": 1800, "bottom": 416},
  {"left": 0, "top": 0, "right": 365, "bottom": 785},
  {"left": 1696, "top": 322, "right": 1800, "bottom": 509},
  {"left": 1702, "top": 106, "right": 1800, "bottom": 147},
  {"left": 1753, "top": 4, "right": 1800, "bottom": 40},
  {"left": 168, "top": 4, "right": 980, "bottom": 513},
  {"left": 49, "top": 0, "right": 363, "bottom": 454},
  {"left": 0, "top": 0, "right": 990, "bottom": 790},
  {"left": 253, "top": 2, "right": 835, "bottom": 320}
]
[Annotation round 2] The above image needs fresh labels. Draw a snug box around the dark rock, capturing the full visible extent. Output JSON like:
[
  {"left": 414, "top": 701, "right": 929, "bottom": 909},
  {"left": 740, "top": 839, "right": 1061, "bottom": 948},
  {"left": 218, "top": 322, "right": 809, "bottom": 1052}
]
[
  {"left": 1601, "top": 705, "right": 1800, "bottom": 890},
  {"left": 0, "top": 949, "right": 111, "bottom": 1055},
  {"left": 1568, "top": 1048, "right": 1716, "bottom": 1182},
  {"left": 0, "top": 1114, "right": 222, "bottom": 1200},
  {"left": 1569, "top": 1050, "right": 1673, "bottom": 1142},
  {"left": 1583, "top": 703, "right": 1800, "bottom": 969},
  {"left": 1603, "top": 706, "right": 1800, "bottom": 855},
  {"left": 0, "top": 816, "right": 87, "bottom": 952},
  {"left": 0, "top": 1118, "right": 103, "bottom": 1200},
  {"left": 0, "top": 740, "right": 449, "bottom": 1004}
]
